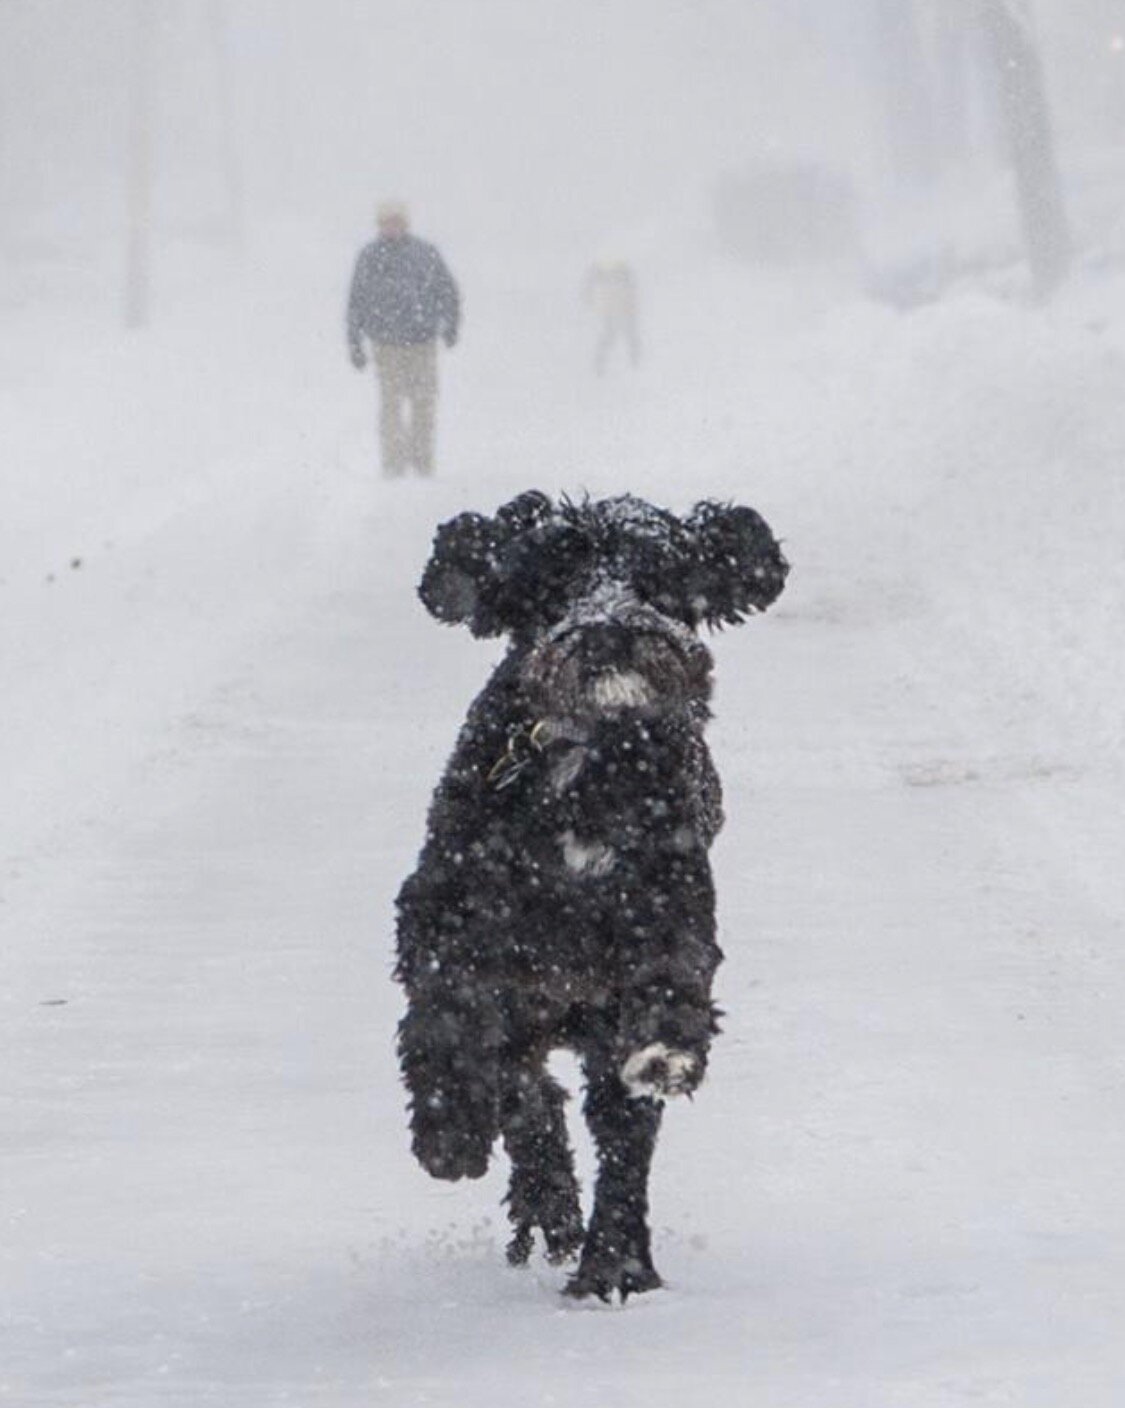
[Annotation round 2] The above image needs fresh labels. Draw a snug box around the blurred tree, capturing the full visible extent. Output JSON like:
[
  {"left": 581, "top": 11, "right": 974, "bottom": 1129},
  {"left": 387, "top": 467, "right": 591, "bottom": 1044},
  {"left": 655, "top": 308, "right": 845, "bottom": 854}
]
[
  {"left": 124, "top": 0, "right": 155, "bottom": 328},
  {"left": 209, "top": 0, "right": 244, "bottom": 251},
  {"left": 978, "top": 0, "right": 1071, "bottom": 297}
]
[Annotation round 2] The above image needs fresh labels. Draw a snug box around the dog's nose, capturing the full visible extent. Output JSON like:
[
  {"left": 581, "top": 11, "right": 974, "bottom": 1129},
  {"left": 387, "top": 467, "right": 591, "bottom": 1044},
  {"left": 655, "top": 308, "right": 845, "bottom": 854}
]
[{"left": 580, "top": 623, "right": 633, "bottom": 669}]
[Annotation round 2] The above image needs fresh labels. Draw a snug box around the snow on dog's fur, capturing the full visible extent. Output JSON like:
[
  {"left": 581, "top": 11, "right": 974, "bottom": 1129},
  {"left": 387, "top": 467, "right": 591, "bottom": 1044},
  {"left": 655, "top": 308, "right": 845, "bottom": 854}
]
[{"left": 394, "top": 491, "right": 787, "bottom": 1300}]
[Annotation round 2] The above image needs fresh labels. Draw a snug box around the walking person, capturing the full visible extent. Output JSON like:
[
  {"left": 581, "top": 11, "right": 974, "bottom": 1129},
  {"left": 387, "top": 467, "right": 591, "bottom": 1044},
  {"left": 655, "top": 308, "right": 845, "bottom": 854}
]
[{"left": 347, "top": 203, "right": 460, "bottom": 476}]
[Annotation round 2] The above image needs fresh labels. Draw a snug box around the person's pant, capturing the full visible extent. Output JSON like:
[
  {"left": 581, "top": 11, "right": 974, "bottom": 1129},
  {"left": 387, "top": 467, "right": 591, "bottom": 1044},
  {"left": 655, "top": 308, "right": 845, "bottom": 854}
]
[
  {"left": 373, "top": 341, "right": 438, "bottom": 475},
  {"left": 594, "top": 315, "right": 640, "bottom": 375}
]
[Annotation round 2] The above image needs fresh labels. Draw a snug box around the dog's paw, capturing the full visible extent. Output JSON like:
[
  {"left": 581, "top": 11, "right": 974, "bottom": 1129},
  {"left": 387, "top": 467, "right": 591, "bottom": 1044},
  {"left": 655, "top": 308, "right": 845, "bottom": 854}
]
[
  {"left": 564, "top": 1253, "right": 663, "bottom": 1303},
  {"left": 413, "top": 1124, "right": 492, "bottom": 1181},
  {"left": 619, "top": 1043, "right": 700, "bottom": 1100},
  {"left": 506, "top": 1210, "right": 584, "bottom": 1268}
]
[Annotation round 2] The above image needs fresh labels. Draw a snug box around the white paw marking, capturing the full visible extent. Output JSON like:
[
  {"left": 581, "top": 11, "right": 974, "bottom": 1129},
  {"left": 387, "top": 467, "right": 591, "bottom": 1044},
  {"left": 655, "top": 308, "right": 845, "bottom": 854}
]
[
  {"left": 620, "top": 1043, "right": 699, "bottom": 1099},
  {"left": 561, "top": 830, "right": 616, "bottom": 877},
  {"left": 590, "top": 670, "right": 650, "bottom": 710}
]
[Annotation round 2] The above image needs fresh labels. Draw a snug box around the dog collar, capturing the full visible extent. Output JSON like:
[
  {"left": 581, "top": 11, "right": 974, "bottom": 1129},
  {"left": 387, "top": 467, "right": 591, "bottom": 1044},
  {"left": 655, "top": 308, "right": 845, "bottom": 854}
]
[{"left": 486, "top": 717, "right": 586, "bottom": 791}]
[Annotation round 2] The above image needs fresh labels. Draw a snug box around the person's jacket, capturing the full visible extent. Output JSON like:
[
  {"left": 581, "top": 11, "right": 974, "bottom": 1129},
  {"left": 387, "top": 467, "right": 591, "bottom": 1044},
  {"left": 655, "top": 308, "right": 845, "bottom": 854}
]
[{"left": 347, "top": 233, "right": 460, "bottom": 351}]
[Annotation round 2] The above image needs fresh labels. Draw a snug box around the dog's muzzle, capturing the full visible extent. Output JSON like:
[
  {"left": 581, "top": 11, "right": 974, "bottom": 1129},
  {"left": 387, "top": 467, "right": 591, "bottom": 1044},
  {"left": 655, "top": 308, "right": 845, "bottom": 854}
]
[{"left": 522, "top": 609, "right": 708, "bottom": 720}]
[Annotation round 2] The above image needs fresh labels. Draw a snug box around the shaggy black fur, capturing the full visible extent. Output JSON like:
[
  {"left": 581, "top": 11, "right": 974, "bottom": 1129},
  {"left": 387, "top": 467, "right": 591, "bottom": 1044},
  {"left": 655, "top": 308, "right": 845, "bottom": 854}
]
[{"left": 394, "top": 491, "right": 787, "bottom": 1300}]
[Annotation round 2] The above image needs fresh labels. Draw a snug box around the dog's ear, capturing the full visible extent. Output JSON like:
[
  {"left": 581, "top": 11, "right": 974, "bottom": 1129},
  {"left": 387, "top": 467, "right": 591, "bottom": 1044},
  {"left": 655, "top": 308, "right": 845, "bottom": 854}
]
[
  {"left": 418, "top": 492, "right": 554, "bottom": 637},
  {"left": 683, "top": 500, "right": 788, "bottom": 626}
]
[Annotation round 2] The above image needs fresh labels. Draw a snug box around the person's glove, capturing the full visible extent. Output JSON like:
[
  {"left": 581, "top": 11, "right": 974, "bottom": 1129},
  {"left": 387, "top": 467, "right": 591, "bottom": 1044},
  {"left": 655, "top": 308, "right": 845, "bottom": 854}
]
[{"left": 349, "top": 344, "right": 367, "bottom": 370}]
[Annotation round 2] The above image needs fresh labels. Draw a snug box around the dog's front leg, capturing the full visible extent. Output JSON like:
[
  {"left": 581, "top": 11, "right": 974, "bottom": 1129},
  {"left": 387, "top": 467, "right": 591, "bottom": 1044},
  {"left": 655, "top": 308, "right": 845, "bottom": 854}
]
[
  {"left": 566, "top": 1050, "right": 663, "bottom": 1301},
  {"left": 616, "top": 974, "right": 719, "bottom": 1102},
  {"left": 397, "top": 987, "right": 502, "bottom": 1181}
]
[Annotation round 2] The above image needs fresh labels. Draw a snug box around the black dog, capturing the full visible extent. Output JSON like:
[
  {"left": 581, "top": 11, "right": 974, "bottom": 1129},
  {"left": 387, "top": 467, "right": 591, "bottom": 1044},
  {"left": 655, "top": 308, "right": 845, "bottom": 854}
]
[{"left": 394, "top": 492, "right": 787, "bottom": 1299}]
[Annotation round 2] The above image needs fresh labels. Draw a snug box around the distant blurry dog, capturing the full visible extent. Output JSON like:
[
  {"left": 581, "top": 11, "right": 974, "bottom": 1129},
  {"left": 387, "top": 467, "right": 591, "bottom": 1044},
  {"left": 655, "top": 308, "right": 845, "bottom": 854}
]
[{"left": 394, "top": 491, "right": 787, "bottom": 1299}]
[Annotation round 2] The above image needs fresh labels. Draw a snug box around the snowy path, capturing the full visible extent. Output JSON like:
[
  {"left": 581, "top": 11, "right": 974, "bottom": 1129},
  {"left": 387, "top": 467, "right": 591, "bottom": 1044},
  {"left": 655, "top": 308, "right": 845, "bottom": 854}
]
[{"left": 5, "top": 245, "right": 1125, "bottom": 1405}]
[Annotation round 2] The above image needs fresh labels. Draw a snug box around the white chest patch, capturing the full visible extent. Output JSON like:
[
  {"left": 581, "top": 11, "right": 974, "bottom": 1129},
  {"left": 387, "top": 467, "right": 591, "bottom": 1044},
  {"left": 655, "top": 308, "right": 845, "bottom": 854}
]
[
  {"left": 561, "top": 830, "right": 616, "bottom": 877},
  {"left": 590, "top": 670, "right": 650, "bottom": 710}
]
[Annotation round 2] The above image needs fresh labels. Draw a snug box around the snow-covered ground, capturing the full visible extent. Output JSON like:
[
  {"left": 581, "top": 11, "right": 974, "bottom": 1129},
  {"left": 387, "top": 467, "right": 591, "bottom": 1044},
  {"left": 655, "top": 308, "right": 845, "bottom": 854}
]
[{"left": 4, "top": 216, "right": 1125, "bottom": 1406}]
